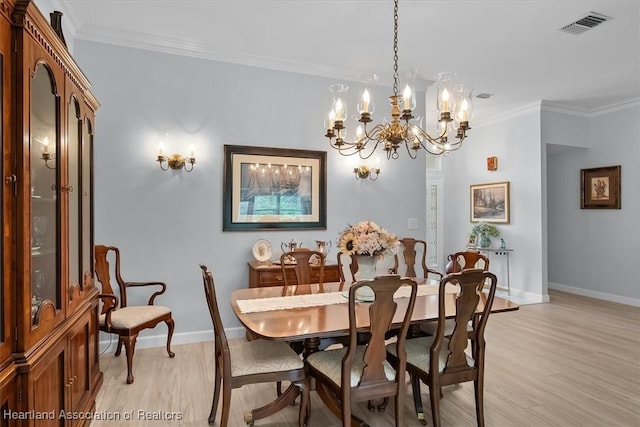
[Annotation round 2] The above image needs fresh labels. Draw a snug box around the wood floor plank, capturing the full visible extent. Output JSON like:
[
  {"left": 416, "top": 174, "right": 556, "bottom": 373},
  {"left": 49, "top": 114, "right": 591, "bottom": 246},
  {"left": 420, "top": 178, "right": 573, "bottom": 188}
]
[{"left": 92, "top": 290, "right": 640, "bottom": 426}]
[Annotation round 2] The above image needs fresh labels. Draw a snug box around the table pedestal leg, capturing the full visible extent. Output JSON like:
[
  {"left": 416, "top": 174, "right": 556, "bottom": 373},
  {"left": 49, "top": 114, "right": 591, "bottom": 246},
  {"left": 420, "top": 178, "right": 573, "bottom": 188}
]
[{"left": 303, "top": 337, "right": 320, "bottom": 358}]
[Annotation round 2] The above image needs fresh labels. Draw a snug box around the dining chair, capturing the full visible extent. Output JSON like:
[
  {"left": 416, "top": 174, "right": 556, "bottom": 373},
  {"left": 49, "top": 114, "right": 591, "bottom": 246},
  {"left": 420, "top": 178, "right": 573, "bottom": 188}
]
[
  {"left": 94, "top": 245, "right": 175, "bottom": 384},
  {"left": 280, "top": 248, "right": 325, "bottom": 286},
  {"left": 391, "top": 237, "right": 443, "bottom": 279},
  {"left": 336, "top": 252, "right": 358, "bottom": 282},
  {"left": 200, "top": 265, "right": 310, "bottom": 427},
  {"left": 305, "top": 275, "right": 418, "bottom": 427},
  {"left": 387, "top": 269, "right": 498, "bottom": 427},
  {"left": 445, "top": 250, "right": 490, "bottom": 274}
]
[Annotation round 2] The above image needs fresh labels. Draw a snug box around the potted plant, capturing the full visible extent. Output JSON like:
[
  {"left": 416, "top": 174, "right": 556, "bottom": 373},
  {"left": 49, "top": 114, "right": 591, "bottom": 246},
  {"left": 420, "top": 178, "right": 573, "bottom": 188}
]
[{"left": 471, "top": 222, "right": 499, "bottom": 248}]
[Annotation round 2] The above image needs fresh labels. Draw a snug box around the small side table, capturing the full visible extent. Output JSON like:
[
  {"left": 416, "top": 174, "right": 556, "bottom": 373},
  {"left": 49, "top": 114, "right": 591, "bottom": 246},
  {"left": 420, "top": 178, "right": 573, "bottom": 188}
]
[{"left": 477, "top": 248, "right": 513, "bottom": 292}]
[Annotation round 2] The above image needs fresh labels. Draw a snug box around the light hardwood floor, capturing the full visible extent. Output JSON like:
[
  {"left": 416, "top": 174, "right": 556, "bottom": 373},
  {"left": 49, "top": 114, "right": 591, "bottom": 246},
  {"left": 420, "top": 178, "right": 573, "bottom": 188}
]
[{"left": 93, "top": 290, "right": 640, "bottom": 426}]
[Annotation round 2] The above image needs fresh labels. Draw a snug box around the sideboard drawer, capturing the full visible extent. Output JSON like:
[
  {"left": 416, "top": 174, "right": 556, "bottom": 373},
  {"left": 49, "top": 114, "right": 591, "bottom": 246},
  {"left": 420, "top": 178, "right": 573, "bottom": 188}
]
[{"left": 248, "top": 261, "right": 341, "bottom": 288}]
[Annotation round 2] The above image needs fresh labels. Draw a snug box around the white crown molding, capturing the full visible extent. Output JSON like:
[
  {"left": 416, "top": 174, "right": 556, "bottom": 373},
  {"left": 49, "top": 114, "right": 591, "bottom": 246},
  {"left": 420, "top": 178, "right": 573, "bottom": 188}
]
[
  {"left": 541, "top": 98, "right": 640, "bottom": 117},
  {"left": 474, "top": 101, "right": 543, "bottom": 128},
  {"left": 75, "top": 25, "right": 366, "bottom": 83}
]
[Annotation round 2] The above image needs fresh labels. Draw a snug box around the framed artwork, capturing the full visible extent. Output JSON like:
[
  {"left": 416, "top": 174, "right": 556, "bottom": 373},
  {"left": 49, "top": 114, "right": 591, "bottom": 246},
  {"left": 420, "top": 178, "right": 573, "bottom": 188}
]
[
  {"left": 487, "top": 156, "right": 498, "bottom": 171},
  {"left": 223, "top": 145, "right": 327, "bottom": 231},
  {"left": 580, "top": 165, "right": 621, "bottom": 209},
  {"left": 470, "top": 181, "right": 510, "bottom": 223},
  {"left": 466, "top": 234, "right": 477, "bottom": 248}
]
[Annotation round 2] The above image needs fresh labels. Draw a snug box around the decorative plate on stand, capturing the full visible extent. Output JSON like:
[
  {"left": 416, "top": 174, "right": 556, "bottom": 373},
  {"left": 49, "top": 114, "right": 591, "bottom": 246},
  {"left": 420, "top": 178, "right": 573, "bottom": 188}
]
[{"left": 252, "top": 239, "right": 272, "bottom": 263}]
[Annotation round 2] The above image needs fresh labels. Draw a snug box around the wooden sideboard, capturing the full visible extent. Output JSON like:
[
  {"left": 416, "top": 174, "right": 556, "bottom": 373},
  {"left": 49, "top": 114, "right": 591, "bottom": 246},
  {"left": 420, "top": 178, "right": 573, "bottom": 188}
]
[{"left": 248, "top": 260, "right": 341, "bottom": 288}]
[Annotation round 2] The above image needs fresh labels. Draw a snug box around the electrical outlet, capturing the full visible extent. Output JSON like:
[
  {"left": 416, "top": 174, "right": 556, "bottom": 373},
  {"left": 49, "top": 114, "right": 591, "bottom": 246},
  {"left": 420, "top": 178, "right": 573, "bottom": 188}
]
[{"left": 408, "top": 218, "right": 418, "bottom": 229}]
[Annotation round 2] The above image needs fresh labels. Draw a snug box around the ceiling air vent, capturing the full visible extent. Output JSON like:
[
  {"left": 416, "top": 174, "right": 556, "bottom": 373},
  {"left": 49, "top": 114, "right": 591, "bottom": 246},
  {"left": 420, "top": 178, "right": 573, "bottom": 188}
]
[
  {"left": 476, "top": 93, "right": 493, "bottom": 99},
  {"left": 560, "top": 12, "right": 611, "bottom": 35}
]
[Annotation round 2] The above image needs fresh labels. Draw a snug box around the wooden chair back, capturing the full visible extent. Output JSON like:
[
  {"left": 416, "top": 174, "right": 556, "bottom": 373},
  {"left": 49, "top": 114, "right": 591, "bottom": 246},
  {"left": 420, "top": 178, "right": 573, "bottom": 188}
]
[
  {"left": 281, "top": 249, "right": 325, "bottom": 286},
  {"left": 337, "top": 252, "right": 358, "bottom": 282},
  {"left": 445, "top": 250, "right": 490, "bottom": 274},
  {"left": 392, "top": 237, "right": 443, "bottom": 279},
  {"left": 94, "top": 245, "right": 123, "bottom": 312},
  {"left": 343, "top": 276, "right": 417, "bottom": 424},
  {"left": 433, "top": 269, "right": 497, "bottom": 380},
  {"left": 200, "top": 265, "right": 231, "bottom": 378}
]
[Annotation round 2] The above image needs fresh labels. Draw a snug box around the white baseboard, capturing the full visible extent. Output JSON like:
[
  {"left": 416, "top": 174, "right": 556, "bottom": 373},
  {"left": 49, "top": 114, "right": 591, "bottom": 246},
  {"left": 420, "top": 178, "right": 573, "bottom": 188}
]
[
  {"left": 548, "top": 282, "right": 640, "bottom": 307},
  {"left": 98, "top": 327, "right": 247, "bottom": 353},
  {"left": 497, "top": 288, "right": 549, "bottom": 305}
]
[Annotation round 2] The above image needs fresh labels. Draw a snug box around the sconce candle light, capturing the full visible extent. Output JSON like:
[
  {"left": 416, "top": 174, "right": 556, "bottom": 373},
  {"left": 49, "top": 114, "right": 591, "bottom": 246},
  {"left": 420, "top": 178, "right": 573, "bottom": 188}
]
[
  {"left": 354, "top": 157, "right": 380, "bottom": 180},
  {"left": 40, "top": 137, "right": 56, "bottom": 169},
  {"left": 156, "top": 141, "right": 196, "bottom": 172}
]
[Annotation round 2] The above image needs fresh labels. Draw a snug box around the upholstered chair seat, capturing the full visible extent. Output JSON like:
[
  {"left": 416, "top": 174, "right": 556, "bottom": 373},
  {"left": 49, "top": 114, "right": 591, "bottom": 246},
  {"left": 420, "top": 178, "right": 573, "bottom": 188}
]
[
  {"left": 98, "top": 305, "right": 171, "bottom": 330},
  {"left": 229, "top": 340, "right": 304, "bottom": 377}
]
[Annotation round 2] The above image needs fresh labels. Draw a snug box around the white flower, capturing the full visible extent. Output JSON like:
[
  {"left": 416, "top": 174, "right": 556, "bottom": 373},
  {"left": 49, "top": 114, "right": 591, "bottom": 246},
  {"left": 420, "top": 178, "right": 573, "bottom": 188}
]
[{"left": 338, "top": 221, "right": 399, "bottom": 256}]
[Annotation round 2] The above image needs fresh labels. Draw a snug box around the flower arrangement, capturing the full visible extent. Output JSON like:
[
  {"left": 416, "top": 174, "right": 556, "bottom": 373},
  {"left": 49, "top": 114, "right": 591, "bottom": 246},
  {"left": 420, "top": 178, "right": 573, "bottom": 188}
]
[
  {"left": 471, "top": 221, "right": 500, "bottom": 237},
  {"left": 338, "top": 220, "right": 400, "bottom": 257}
]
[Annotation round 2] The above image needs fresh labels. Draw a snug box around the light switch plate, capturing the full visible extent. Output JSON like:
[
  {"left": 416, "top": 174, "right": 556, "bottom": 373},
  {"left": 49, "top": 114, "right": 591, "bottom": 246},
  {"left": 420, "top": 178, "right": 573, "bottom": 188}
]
[{"left": 408, "top": 218, "right": 418, "bottom": 229}]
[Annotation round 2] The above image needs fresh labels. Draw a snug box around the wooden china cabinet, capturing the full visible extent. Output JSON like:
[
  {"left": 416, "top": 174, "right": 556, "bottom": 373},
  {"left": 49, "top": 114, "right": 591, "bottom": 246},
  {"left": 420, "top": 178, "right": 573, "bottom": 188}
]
[{"left": 1, "top": 1, "right": 102, "bottom": 425}]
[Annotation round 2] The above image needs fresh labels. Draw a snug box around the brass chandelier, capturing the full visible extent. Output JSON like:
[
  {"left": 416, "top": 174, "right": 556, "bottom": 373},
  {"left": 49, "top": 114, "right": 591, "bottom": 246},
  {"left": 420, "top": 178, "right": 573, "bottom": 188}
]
[{"left": 324, "top": 0, "right": 473, "bottom": 160}]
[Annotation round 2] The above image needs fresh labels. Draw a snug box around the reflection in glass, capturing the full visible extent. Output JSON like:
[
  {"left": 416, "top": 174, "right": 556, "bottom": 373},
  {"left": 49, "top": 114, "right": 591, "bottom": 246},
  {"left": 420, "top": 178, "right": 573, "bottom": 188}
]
[{"left": 32, "top": 216, "right": 47, "bottom": 247}]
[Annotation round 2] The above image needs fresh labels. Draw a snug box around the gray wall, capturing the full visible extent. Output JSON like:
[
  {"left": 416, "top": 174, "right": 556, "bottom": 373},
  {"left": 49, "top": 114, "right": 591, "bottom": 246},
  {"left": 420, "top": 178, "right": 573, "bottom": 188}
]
[
  {"left": 546, "top": 105, "right": 640, "bottom": 304},
  {"left": 441, "top": 106, "right": 547, "bottom": 301},
  {"left": 74, "top": 40, "right": 429, "bottom": 346}
]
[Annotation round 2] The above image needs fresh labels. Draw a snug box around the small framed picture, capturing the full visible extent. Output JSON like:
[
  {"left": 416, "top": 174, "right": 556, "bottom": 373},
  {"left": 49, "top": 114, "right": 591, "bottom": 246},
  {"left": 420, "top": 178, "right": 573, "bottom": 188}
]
[
  {"left": 466, "top": 234, "right": 477, "bottom": 248},
  {"left": 580, "top": 165, "right": 621, "bottom": 209}
]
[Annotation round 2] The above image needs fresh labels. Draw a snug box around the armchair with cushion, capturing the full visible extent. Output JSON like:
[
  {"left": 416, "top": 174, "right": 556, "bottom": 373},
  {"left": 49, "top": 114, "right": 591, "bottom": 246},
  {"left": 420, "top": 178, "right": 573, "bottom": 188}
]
[{"left": 94, "top": 245, "right": 175, "bottom": 384}]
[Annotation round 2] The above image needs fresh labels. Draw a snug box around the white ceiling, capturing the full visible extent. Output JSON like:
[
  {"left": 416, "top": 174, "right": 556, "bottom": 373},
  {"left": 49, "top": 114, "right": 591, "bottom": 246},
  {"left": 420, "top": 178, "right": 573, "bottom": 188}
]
[{"left": 52, "top": 0, "right": 640, "bottom": 122}]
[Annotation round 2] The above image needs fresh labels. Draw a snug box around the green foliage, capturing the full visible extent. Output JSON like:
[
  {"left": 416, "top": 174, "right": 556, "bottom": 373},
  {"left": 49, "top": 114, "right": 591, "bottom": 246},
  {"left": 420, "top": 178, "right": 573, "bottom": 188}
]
[{"left": 471, "top": 221, "right": 500, "bottom": 237}]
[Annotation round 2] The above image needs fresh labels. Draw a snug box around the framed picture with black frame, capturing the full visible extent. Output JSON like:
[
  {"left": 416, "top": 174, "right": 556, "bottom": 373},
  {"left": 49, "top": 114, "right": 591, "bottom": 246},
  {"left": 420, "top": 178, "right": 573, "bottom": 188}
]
[
  {"left": 580, "top": 165, "right": 621, "bottom": 209},
  {"left": 223, "top": 145, "right": 327, "bottom": 231}
]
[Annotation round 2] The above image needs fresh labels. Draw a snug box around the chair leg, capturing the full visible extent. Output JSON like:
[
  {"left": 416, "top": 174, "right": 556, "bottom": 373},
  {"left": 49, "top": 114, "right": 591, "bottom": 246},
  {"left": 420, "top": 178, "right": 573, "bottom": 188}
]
[
  {"left": 410, "top": 374, "right": 427, "bottom": 425},
  {"left": 165, "top": 318, "right": 176, "bottom": 357},
  {"left": 209, "top": 354, "right": 222, "bottom": 424},
  {"left": 429, "top": 382, "right": 442, "bottom": 427},
  {"left": 220, "top": 379, "right": 232, "bottom": 427},
  {"left": 474, "top": 378, "right": 485, "bottom": 427},
  {"left": 114, "top": 337, "right": 124, "bottom": 356},
  {"left": 121, "top": 334, "right": 138, "bottom": 384}
]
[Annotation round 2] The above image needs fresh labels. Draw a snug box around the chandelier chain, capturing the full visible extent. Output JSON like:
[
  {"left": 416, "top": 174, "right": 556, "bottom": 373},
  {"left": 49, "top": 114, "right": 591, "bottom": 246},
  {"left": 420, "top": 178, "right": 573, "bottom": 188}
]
[{"left": 392, "top": 0, "right": 399, "bottom": 96}]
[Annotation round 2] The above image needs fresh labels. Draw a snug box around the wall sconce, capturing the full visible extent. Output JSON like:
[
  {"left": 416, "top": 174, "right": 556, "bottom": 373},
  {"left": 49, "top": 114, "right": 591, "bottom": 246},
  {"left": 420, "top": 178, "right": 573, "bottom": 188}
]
[
  {"left": 354, "top": 164, "right": 380, "bottom": 180},
  {"left": 156, "top": 143, "right": 196, "bottom": 172},
  {"left": 40, "top": 137, "right": 56, "bottom": 169}
]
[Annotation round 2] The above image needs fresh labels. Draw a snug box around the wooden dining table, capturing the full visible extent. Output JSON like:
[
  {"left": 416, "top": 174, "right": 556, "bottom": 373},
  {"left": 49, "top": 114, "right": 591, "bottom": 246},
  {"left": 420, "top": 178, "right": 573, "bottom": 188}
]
[
  {"left": 230, "top": 278, "right": 518, "bottom": 427},
  {"left": 231, "top": 278, "right": 519, "bottom": 356}
]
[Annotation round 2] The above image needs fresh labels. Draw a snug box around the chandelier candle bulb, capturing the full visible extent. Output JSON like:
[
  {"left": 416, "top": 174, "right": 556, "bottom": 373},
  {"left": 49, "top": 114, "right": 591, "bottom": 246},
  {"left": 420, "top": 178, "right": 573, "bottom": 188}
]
[
  {"left": 441, "top": 89, "right": 450, "bottom": 113},
  {"left": 403, "top": 85, "right": 412, "bottom": 110},
  {"left": 362, "top": 89, "right": 370, "bottom": 113}
]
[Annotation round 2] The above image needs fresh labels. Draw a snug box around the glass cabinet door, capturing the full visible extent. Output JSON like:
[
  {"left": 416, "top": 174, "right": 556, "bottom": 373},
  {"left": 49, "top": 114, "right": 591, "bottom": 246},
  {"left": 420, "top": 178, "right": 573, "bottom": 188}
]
[
  {"left": 81, "top": 118, "right": 94, "bottom": 285},
  {"left": 30, "top": 64, "right": 60, "bottom": 324},
  {"left": 0, "top": 52, "right": 4, "bottom": 349}
]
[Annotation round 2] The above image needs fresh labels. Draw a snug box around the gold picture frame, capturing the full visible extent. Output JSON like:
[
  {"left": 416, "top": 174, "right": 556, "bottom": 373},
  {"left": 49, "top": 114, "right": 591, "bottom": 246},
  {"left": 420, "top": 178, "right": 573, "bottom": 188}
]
[
  {"left": 470, "top": 181, "right": 510, "bottom": 223},
  {"left": 580, "top": 165, "right": 621, "bottom": 209}
]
